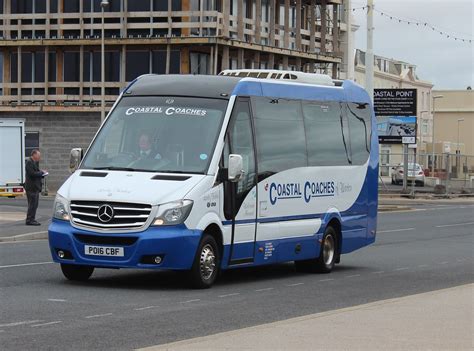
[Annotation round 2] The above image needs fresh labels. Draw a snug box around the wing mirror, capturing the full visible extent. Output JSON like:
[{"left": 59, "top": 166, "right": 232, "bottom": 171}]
[
  {"left": 69, "top": 148, "right": 83, "bottom": 173},
  {"left": 228, "top": 154, "right": 244, "bottom": 182}
]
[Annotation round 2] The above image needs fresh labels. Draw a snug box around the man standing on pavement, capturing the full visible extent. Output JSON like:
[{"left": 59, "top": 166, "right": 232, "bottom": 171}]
[{"left": 25, "top": 150, "right": 47, "bottom": 226}]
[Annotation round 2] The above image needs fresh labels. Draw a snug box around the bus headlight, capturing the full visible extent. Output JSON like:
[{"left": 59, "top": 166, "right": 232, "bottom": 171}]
[
  {"left": 53, "top": 194, "right": 70, "bottom": 221},
  {"left": 153, "top": 200, "right": 193, "bottom": 226}
]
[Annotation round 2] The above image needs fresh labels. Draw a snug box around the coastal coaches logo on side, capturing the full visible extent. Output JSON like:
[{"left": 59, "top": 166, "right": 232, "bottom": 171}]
[{"left": 267, "top": 181, "right": 336, "bottom": 205}]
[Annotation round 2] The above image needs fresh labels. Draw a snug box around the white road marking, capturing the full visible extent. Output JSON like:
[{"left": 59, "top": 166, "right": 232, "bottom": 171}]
[
  {"left": 180, "top": 299, "right": 201, "bottom": 304},
  {"left": 255, "top": 288, "right": 274, "bottom": 292},
  {"left": 417, "top": 264, "right": 429, "bottom": 268},
  {"left": 318, "top": 278, "right": 334, "bottom": 282},
  {"left": 0, "top": 261, "right": 53, "bottom": 269},
  {"left": 31, "top": 321, "right": 62, "bottom": 328},
  {"left": 286, "top": 283, "right": 304, "bottom": 286},
  {"left": 0, "top": 320, "right": 42, "bottom": 328},
  {"left": 378, "top": 228, "right": 415, "bottom": 233},
  {"left": 0, "top": 239, "right": 48, "bottom": 245},
  {"left": 345, "top": 274, "right": 361, "bottom": 278},
  {"left": 371, "top": 271, "right": 385, "bottom": 274},
  {"left": 218, "top": 293, "right": 240, "bottom": 298},
  {"left": 48, "top": 299, "right": 66, "bottom": 302},
  {"left": 439, "top": 261, "right": 449, "bottom": 265},
  {"left": 85, "top": 313, "right": 113, "bottom": 319},
  {"left": 134, "top": 306, "right": 159, "bottom": 311},
  {"left": 435, "top": 222, "right": 474, "bottom": 228},
  {"left": 394, "top": 267, "right": 409, "bottom": 271}
]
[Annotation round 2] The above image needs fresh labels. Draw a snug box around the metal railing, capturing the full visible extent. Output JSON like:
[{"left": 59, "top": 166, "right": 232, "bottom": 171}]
[{"left": 380, "top": 152, "right": 474, "bottom": 193}]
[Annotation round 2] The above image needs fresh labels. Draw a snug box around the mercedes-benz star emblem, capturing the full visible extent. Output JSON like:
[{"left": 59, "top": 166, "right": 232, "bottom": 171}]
[{"left": 97, "top": 204, "right": 114, "bottom": 223}]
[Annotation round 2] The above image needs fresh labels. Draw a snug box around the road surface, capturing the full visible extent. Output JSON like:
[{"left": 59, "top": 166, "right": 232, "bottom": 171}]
[{"left": 1, "top": 200, "right": 473, "bottom": 350}]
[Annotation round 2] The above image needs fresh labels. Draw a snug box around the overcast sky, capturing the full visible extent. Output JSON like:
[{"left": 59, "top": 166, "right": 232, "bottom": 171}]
[{"left": 353, "top": 0, "right": 473, "bottom": 89}]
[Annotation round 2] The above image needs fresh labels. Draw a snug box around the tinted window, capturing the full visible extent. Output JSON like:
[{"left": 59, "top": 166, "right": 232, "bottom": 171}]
[
  {"left": 33, "top": 52, "right": 45, "bottom": 83},
  {"left": 347, "top": 102, "right": 371, "bottom": 165},
  {"left": 25, "top": 132, "right": 40, "bottom": 157},
  {"left": 63, "top": 0, "right": 79, "bottom": 12},
  {"left": 126, "top": 51, "right": 150, "bottom": 81},
  {"left": 128, "top": 0, "right": 150, "bottom": 11},
  {"left": 21, "top": 52, "right": 32, "bottom": 82},
  {"left": 63, "top": 52, "right": 80, "bottom": 81},
  {"left": 223, "top": 99, "right": 257, "bottom": 218},
  {"left": 302, "top": 101, "right": 350, "bottom": 166},
  {"left": 252, "top": 97, "right": 307, "bottom": 178}
]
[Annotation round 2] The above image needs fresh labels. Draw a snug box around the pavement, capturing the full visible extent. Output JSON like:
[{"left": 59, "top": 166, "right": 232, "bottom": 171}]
[
  {"left": 142, "top": 284, "right": 473, "bottom": 350},
  {"left": 0, "top": 201, "right": 473, "bottom": 350},
  {"left": 0, "top": 196, "right": 53, "bottom": 241}
]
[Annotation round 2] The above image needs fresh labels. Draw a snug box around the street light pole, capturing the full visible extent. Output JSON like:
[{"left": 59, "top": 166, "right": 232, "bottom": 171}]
[
  {"left": 430, "top": 95, "right": 443, "bottom": 176},
  {"left": 366, "top": 0, "right": 374, "bottom": 101},
  {"left": 457, "top": 118, "right": 465, "bottom": 153},
  {"left": 101, "top": 0, "right": 109, "bottom": 122},
  {"left": 457, "top": 118, "right": 465, "bottom": 178}
]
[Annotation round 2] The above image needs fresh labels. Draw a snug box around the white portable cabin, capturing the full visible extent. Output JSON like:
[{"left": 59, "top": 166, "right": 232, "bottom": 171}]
[{"left": 0, "top": 119, "right": 26, "bottom": 197}]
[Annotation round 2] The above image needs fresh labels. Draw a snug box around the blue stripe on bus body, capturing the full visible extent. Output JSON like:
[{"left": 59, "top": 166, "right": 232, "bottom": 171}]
[{"left": 222, "top": 213, "right": 321, "bottom": 226}]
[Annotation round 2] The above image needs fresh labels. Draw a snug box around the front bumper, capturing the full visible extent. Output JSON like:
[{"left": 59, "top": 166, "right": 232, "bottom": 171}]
[
  {"left": 394, "top": 174, "right": 424, "bottom": 182},
  {"left": 48, "top": 219, "right": 202, "bottom": 270}
]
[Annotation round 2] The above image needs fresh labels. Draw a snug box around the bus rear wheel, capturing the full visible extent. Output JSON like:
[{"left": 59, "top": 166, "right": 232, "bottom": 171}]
[
  {"left": 60, "top": 264, "right": 94, "bottom": 281},
  {"left": 295, "top": 226, "right": 337, "bottom": 273},
  {"left": 188, "top": 234, "right": 220, "bottom": 289}
]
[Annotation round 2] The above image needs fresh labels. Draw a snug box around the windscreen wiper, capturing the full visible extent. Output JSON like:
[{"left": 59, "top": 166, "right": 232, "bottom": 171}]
[
  {"left": 92, "top": 166, "right": 160, "bottom": 173},
  {"left": 92, "top": 166, "right": 138, "bottom": 171}
]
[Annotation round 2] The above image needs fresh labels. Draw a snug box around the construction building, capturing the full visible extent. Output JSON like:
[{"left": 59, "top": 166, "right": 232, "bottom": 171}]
[{"left": 0, "top": 0, "right": 350, "bottom": 191}]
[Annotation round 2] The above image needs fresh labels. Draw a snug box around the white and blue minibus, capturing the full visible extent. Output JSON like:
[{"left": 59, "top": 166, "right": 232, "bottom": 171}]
[{"left": 48, "top": 70, "right": 378, "bottom": 288}]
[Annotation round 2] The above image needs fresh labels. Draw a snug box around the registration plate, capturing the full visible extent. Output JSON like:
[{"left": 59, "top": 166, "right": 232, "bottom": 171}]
[{"left": 84, "top": 245, "right": 124, "bottom": 257}]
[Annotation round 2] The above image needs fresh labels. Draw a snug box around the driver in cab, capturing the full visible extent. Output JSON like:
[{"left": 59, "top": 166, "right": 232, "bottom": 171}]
[{"left": 129, "top": 133, "right": 162, "bottom": 169}]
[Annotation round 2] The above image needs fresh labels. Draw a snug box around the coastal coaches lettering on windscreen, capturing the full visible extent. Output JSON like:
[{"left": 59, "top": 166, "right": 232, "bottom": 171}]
[{"left": 48, "top": 70, "right": 378, "bottom": 288}]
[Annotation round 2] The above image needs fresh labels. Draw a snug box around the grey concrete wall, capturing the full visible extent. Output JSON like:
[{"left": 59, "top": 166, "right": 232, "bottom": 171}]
[{"left": 0, "top": 111, "right": 101, "bottom": 192}]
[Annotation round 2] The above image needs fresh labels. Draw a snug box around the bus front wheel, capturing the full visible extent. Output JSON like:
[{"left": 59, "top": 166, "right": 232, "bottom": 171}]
[
  {"left": 188, "top": 234, "right": 220, "bottom": 289},
  {"left": 295, "top": 226, "right": 337, "bottom": 273},
  {"left": 60, "top": 264, "right": 94, "bottom": 281}
]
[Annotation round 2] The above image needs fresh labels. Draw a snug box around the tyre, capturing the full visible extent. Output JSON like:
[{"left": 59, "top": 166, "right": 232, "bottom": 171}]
[
  {"left": 188, "top": 234, "right": 220, "bottom": 289},
  {"left": 60, "top": 264, "right": 94, "bottom": 281},
  {"left": 295, "top": 226, "right": 337, "bottom": 274}
]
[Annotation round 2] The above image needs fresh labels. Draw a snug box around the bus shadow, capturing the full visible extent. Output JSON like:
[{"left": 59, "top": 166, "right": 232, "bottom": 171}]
[{"left": 56, "top": 262, "right": 366, "bottom": 291}]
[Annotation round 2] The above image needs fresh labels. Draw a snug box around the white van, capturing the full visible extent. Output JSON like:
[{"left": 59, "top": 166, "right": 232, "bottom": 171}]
[{"left": 49, "top": 72, "right": 378, "bottom": 288}]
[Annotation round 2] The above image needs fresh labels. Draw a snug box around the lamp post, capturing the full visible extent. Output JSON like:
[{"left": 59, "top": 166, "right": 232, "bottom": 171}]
[
  {"left": 419, "top": 110, "right": 429, "bottom": 150},
  {"left": 457, "top": 118, "right": 465, "bottom": 153},
  {"left": 457, "top": 118, "right": 465, "bottom": 178},
  {"left": 101, "top": 0, "right": 109, "bottom": 122},
  {"left": 431, "top": 95, "right": 443, "bottom": 176},
  {"left": 366, "top": 0, "right": 374, "bottom": 101},
  {"left": 419, "top": 110, "right": 429, "bottom": 170}
]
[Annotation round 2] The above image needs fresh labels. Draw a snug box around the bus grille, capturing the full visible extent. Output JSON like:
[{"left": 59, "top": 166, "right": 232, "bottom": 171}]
[{"left": 70, "top": 201, "right": 152, "bottom": 230}]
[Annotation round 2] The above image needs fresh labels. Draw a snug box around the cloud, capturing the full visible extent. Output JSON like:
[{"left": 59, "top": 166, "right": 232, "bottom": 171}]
[{"left": 354, "top": 0, "right": 474, "bottom": 89}]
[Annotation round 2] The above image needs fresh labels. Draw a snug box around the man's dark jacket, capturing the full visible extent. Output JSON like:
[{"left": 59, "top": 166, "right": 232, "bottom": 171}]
[{"left": 25, "top": 158, "right": 43, "bottom": 192}]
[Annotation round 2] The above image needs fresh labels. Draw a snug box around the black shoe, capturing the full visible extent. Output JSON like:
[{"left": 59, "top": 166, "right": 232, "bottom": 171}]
[{"left": 26, "top": 221, "right": 41, "bottom": 226}]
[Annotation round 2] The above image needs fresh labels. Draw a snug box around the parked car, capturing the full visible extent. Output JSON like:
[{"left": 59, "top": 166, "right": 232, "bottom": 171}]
[{"left": 391, "top": 163, "right": 425, "bottom": 186}]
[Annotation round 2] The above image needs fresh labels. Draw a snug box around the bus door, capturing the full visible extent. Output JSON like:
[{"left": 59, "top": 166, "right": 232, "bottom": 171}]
[{"left": 222, "top": 98, "right": 258, "bottom": 265}]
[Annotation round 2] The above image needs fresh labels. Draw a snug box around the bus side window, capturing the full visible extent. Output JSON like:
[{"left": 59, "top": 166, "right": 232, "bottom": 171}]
[
  {"left": 346, "top": 102, "right": 371, "bottom": 165},
  {"left": 252, "top": 97, "right": 307, "bottom": 180},
  {"left": 302, "top": 101, "right": 351, "bottom": 166}
]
